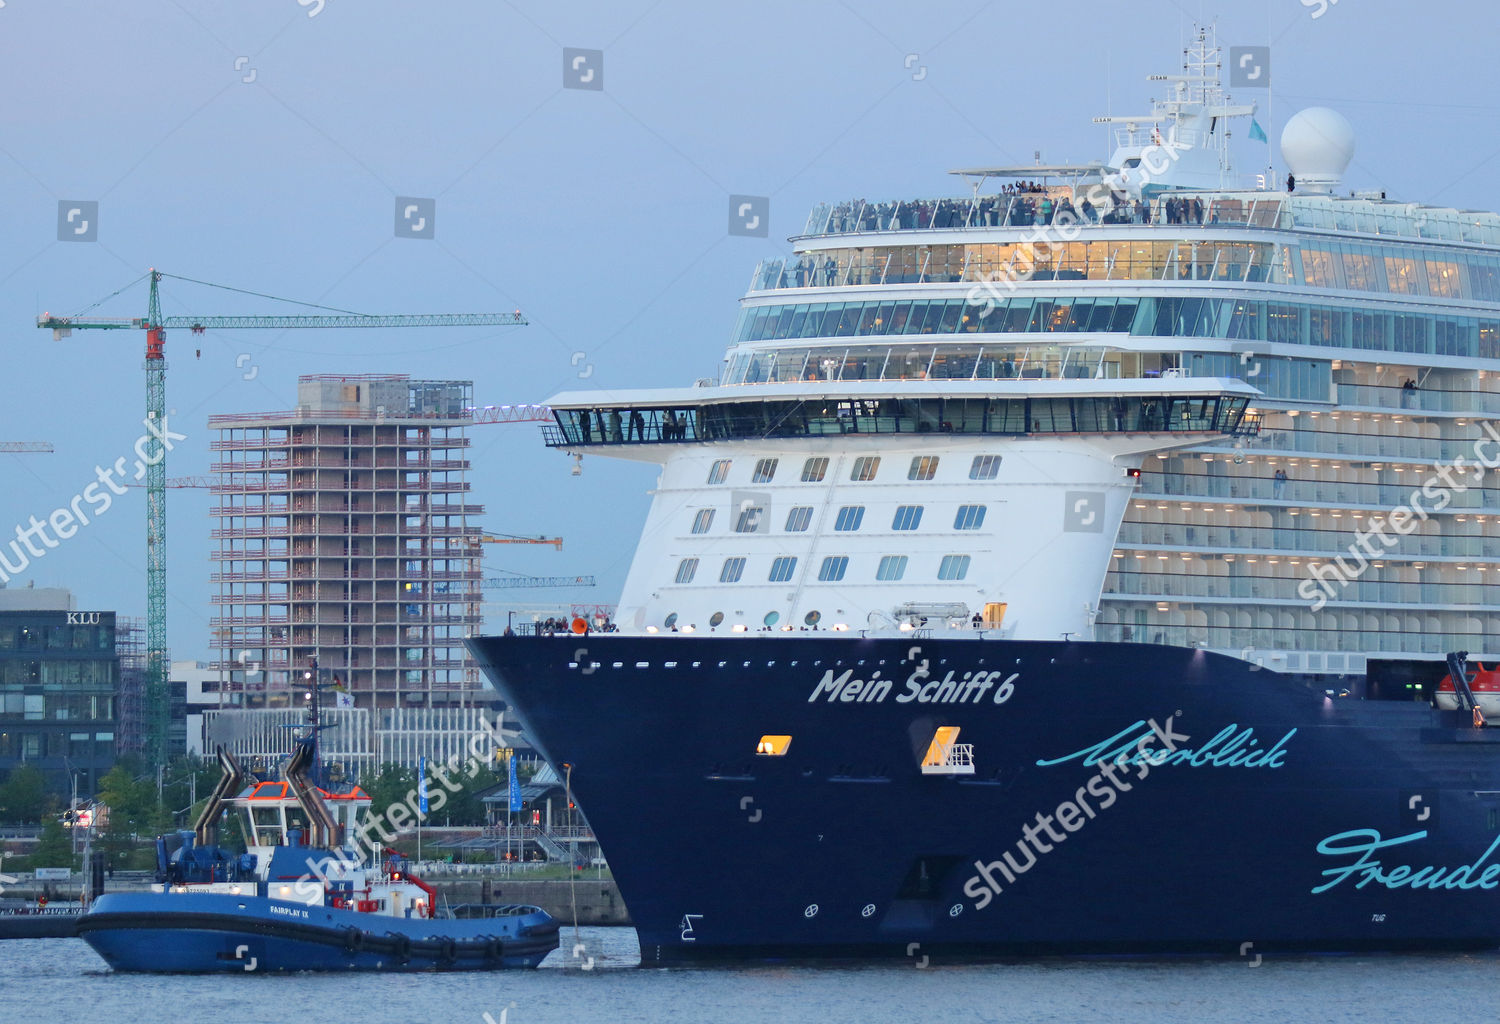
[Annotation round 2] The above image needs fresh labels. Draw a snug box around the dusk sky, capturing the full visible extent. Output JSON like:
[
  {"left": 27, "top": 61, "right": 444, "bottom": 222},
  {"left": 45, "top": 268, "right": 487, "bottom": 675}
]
[{"left": 0, "top": 0, "right": 1492, "bottom": 662}]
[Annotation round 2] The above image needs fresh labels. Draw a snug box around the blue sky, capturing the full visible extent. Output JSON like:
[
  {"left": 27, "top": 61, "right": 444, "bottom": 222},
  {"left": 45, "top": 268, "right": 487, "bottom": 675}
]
[{"left": 0, "top": 0, "right": 1492, "bottom": 660}]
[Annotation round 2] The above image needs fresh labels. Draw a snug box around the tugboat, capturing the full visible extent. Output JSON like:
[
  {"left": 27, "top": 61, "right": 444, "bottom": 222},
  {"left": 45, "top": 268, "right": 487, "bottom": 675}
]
[{"left": 77, "top": 733, "right": 558, "bottom": 971}]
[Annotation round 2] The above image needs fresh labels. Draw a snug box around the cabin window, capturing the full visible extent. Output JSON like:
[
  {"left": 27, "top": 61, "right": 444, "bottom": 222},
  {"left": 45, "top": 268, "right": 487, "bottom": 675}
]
[
  {"left": 734, "top": 504, "right": 766, "bottom": 533},
  {"left": 757, "top": 735, "right": 792, "bottom": 756},
  {"left": 892, "top": 505, "right": 923, "bottom": 531},
  {"left": 877, "top": 555, "right": 908, "bottom": 581},
  {"left": 969, "top": 455, "right": 1002, "bottom": 480},
  {"left": 801, "top": 457, "right": 829, "bottom": 482},
  {"left": 707, "top": 459, "right": 732, "bottom": 484},
  {"left": 850, "top": 456, "right": 881, "bottom": 481},
  {"left": 785, "top": 506, "right": 813, "bottom": 532},
  {"left": 938, "top": 554, "right": 972, "bottom": 580},
  {"left": 691, "top": 509, "right": 715, "bottom": 534},
  {"left": 834, "top": 506, "right": 865, "bottom": 531},
  {"left": 909, "top": 456, "right": 939, "bottom": 481},
  {"left": 675, "top": 558, "right": 699, "bottom": 584},
  {"left": 664, "top": 612, "right": 679, "bottom": 629},
  {"left": 954, "top": 504, "right": 986, "bottom": 530},
  {"left": 752, "top": 458, "right": 779, "bottom": 483},
  {"left": 769, "top": 556, "right": 798, "bottom": 583},
  {"left": 818, "top": 556, "right": 849, "bottom": 581},
  {"left": 720, "top": 557, "right": 746, "bottom": 583},
  {"left": 763, "top": 611, "right": 780, "bottom": 627},
  {"left": 805, "top": 610, "right": 822, "bottom": 625},
  {"left": 709, "top": 612, "right": 725, "bottom": 627}
]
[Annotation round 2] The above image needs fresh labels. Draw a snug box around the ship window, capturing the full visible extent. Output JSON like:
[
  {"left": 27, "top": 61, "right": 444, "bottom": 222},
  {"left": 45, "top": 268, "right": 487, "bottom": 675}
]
[
  {"left": 664, "top": 612, "right": 679, "bottom": 629},
  {"left": 805, "top": 610, "right": 822, "bottom": 625},
  {"left": 709, "top": 612, "right": 725, "bottom": 627},
  {"left": 954, "top": 505, "right": 986, "bottom": 530},
  {"left": 785, "top": 506, "right": 813, "bottom": 532},
  {"left": 818, "top": 556, "right": 849, "bottom": 581},
  {"left": 691, "top": 509, "right": 715, "bottom": 534},
  {"left": 969, "top": 455, "right": 1002, "bottom": 480},
  {"left": 707, "top": 459, "right": 732, "bottom": 485},
  {"left": 801, "top": 457, "right": 829, "bottom": 482},
  {"left": 720, "top": 557, "right": 746, "bottom": 583},
  {"left": 834, "top": 506, "right": 865, "bottom": 531},
  {"left": 756, "top": 735, "right": 791, "bottom": 756},
  {"left": 908, "top": 456, "right": 939, "bottom": 481},
  {"left": 675, "top": 558, "right": 700, "bottom": 584},
  {"left": 764, "top": 611, "right": 780, "bottom": 627},
  {"left": 892, "top": 505, "right": 923, "bottom": 531},
  {"left": 850, "top": 456, "right": 881, "bottom": 481},
  {"left": 734, "top": 504, "right": 766, "bottom": 533},
  {"left": 752, "top": 458, "right": 779, "bottom": 483},
  {"left": 876, "top": 555, "right": 908, "bottom": 581},
  {"left": 769, "top": 556, "right": 798, "bottom": 582},
  {"left": 938, "top": 555, "right": 972, "bottom": 580}
]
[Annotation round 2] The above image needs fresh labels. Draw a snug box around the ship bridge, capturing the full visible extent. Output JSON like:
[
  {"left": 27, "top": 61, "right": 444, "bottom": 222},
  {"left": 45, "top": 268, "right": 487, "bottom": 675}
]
[{"left": 543, "top": 377, "right": 1258, "bottom": 452}]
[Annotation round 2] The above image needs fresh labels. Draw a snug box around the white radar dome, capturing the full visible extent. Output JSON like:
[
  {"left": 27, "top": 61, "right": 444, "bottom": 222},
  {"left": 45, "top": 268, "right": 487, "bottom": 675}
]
[{"left": 1280, "top": 107, "right": 1355, "bottom": 192}]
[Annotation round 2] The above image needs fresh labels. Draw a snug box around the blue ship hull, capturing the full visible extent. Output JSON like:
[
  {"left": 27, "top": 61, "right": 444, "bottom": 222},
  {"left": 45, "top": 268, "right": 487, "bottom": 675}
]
[
  {"left": 468, "top": 635, "right": 1500, "bottom": 963},
  {"left": 78, "top": 892, "right": 558, "bottom": 972}
]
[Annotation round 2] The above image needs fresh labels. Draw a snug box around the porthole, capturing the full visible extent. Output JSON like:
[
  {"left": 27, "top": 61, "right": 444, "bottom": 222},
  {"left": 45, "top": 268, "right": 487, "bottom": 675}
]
[
  {"left": 804, "top": 610, "right": 821, "bottom": 626},
  {"left": 861, "top": 904, "right": 876, "bottom": 918},
  {"left": 764, "top": 611, "right": 780, "bottom": 627},
  {"left": 804, "top": 904, "right": 819, "bottom": 918},
  {"left": 709, "top": 611, "right": 725, "bottom": 628},
  {"left": 664, "top": 612, "right": 679, "bottom": 629}
]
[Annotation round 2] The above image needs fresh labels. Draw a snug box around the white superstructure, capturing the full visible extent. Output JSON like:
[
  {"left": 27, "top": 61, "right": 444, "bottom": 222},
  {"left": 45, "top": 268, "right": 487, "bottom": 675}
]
[{"left": 544, "top": 23, "right": 1500, "bottom": 683}]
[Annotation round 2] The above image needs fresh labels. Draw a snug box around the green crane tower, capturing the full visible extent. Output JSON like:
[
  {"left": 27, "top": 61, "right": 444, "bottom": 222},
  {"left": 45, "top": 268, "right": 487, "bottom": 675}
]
[{"left": 38, "top": 269, "right": 527, "bottom": 765}]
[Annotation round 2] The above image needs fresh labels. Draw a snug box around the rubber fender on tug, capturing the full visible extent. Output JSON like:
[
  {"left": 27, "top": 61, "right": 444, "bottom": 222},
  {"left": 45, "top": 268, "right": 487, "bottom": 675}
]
[{"left": 342, "top": 925, "right": 365, "bottom": 953}]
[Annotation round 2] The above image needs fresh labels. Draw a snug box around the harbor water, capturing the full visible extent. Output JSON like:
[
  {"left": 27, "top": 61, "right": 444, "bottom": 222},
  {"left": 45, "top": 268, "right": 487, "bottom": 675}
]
[{"left": 3, "top": 928, "right": 1498, "bottom": 1024}]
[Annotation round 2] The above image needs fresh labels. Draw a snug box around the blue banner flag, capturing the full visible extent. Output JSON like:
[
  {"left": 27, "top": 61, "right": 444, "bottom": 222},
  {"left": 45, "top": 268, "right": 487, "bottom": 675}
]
[
  {"left": 418, "top": 756, "right": 429, "bottom": 815},
  {"left": 1249, "top": 118, "right": 1268, "bottom": 143},
  {"left": 508, "top": 753, "right": 521, "bottom": 813}
]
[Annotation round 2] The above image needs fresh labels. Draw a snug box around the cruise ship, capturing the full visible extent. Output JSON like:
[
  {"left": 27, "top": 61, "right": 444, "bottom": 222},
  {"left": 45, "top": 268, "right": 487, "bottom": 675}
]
[{"left": 470, "top": 27, "right": 1500, "bottom": 961}]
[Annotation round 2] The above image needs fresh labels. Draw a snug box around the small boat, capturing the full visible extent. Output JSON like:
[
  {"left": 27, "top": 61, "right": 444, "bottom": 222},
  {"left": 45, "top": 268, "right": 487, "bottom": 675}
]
[
  {"left": 77, "top": 737, "right": 558, "bottom": 972},
  {"left": 1434, "top": 658, "right": 1500, "bottom": 723}
]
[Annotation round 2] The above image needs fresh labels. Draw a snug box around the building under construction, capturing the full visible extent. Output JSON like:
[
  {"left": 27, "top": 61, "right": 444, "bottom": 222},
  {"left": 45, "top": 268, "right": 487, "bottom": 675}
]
[{"left": 209, "top": 375, "right": 484, "bottom": 709}]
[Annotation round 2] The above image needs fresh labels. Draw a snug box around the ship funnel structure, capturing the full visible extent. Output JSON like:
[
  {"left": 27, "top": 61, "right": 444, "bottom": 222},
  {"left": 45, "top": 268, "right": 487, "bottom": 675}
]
[
  {"left": 192, "top": 745, "right": 245, "bottom": 848},
  {"left": 283, "top": 736, "right": 340, "bottom": 849},
  {"left": 1281, "top": 107, "right": 1355, "bottom": 193}
]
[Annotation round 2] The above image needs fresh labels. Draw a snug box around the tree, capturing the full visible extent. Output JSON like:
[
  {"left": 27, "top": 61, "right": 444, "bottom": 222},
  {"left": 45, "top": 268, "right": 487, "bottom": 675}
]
[
  {"left": 361, "top": 764, "right": 417, "bottom": 825},
  {"left": 96, "top": 764, "right": 163, "bottom": 868},
  {"left": 0, "top": 763, "right": 49, "bottom": 824},
  {"left": 31, "top": 819, "right": 75, "bottom": 869}
]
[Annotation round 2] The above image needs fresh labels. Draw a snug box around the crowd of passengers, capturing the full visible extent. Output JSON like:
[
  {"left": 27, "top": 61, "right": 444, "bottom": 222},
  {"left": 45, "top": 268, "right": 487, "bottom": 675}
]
[
  {"left": 821, "top": 191, "right": 1212, "bottom": 234},
  {"left": 516, "top": 615, "right": 618, "bottom": 636}
]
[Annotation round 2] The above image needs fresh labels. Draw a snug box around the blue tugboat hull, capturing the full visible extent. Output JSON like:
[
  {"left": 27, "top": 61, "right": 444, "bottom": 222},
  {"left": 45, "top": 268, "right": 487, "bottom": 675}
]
[{"left": 78, "top": 892, "right": 558, "bottom": 972}]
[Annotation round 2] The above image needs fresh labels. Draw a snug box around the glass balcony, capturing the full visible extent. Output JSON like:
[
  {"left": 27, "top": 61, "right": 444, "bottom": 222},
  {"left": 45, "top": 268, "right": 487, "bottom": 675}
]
[
  {"left": 1093, "top": 619, "right": 1498, "bottom": 656},
  {"left": 801, "top": 193, "right": 1284, "bottom": 237}
]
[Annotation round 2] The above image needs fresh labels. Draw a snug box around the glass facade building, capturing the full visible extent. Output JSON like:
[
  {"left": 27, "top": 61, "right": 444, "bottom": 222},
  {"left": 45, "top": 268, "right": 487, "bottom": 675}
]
[{"left": 0, "top": 609, "right": 120, "bottom": 794}]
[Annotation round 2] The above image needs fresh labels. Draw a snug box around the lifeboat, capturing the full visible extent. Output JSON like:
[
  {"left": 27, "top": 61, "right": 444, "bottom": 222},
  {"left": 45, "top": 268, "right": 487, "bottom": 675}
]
[{"left": 1434, "top": 662, "right": 1500, "bottom": 723}]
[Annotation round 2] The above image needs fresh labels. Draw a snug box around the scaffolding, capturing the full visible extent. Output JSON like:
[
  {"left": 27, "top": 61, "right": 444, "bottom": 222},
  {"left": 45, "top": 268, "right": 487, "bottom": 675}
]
[
  {"left": 115, "top": 617, "right": 147, "bottom": 757},
  {"left": 208, "top": 376, "right": 485, "bottom": 710}
]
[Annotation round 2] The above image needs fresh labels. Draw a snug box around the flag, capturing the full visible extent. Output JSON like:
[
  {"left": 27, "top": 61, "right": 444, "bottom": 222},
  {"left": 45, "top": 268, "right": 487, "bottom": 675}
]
[
  {"left": 508, "top": 753, "right": 521, "bottom": 813},
  {"left": 332, "top": 675, "right": 354, "bottom": 708},
  {"left": 1249, "top": 119, "right": 1268, "bottom": 143},
  {"left": 418, "top": 756, "right": 429, "bottom": 815}
]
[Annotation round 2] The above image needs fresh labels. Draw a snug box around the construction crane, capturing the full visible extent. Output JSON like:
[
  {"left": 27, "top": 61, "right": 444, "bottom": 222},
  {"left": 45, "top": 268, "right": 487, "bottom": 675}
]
[
  {"left": 472, "top": 530, "right": 563, "bottom": 550},
  {"left": 0, "top": 442, "right": 54, "bottom": 453},
  {"left": 482, "top": 575, "right": 597, "bottom": 589},
  {"left": 37, "top": 268, "right": 528, "bottom": 766}
]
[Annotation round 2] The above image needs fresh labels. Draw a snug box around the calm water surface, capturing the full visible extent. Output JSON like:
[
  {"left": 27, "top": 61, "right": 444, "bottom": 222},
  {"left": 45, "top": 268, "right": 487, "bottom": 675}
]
[{"left": 2, "top": 929, "right": 1497, "bottom": 1024}]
